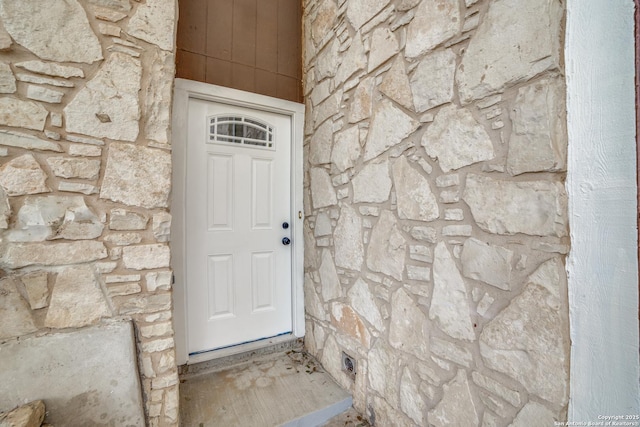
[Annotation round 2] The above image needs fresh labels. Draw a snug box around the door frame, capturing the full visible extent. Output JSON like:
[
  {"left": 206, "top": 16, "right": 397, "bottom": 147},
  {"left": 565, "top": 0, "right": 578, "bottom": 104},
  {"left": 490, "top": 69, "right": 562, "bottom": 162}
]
[{"left": 171, "top": 78, "right": 305, "bottom": 365}]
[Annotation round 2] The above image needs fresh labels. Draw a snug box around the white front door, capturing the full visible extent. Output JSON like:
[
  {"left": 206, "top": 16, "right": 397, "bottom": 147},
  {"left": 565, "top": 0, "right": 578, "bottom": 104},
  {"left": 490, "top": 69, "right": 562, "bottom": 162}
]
[{"left": 186, "top": 97, "right": 293, "bottom": 355}]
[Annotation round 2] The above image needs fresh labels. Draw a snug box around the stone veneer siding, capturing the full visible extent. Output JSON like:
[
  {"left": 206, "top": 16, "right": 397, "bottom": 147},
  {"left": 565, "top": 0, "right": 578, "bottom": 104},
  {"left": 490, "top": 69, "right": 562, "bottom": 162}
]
[
  {"left": 0, "top": 1, "right": 178, "bottom": 426},
  {"left": 302, "top": 0, "right": 570, "bottom": 425}
]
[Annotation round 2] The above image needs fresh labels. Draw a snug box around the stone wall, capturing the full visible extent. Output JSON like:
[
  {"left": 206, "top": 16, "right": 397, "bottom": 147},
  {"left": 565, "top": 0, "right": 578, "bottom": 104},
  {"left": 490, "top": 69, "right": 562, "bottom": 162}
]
[
  {"left": 302, "top": 0, "right": 570, "bottom": 425},
  {"left": 0, "top": 1, "right": 178, "bottom": 426}
]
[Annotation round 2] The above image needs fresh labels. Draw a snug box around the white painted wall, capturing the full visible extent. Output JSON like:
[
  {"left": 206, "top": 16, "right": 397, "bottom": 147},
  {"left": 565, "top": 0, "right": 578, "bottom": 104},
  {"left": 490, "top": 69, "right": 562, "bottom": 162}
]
[{"left": 566, "top": 0, "right": 640, "bottom": 420}]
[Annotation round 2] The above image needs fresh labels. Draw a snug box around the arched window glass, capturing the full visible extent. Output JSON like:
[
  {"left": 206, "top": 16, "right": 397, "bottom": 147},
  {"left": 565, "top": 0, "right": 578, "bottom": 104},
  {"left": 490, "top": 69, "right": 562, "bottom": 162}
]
[{"left": 208, "top": 115, "right": 274, "bottom": 149}]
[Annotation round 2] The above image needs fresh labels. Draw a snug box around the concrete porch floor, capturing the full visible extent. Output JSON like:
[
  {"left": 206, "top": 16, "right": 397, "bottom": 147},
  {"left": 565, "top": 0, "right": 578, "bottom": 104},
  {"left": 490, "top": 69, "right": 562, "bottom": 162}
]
[{"left": 179, "top": 348, "right": 368, "bottom": 426}]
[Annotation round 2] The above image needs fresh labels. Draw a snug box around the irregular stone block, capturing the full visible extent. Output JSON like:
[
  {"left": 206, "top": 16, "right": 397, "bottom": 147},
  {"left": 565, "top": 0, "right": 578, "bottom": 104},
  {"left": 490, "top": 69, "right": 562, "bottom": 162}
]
[
  {"left": 463, "top": 174, "right": 568, "bottom": 237},
  {"left": 430, "top": 336, "right": 473, "bottom": 368},
  {"left": 116, "top": 293, "right": 172, "bottom": 315},
  {"left": 364, "top": 99, "right": 419, "bottom": 161},
  {"left": 368, "top": 340, "right": 400, "bottom": 404},
  {"left": 511, "top": 401, "right": 557, "bottom": 427},
  {"left": 349, "top": 77, "right": 373, "bottom": 123},
  {"left": 0, "top": 241, "right": 107, "bottom": 269},
  {"left": 472, "top": 371, "right": 521, "bottom": 407},
  {"left": 319, "top": 249, "right": 341, "bottom": 301},
  {"left": 422, "top": 104, "right": 494, "bottom": 172},
  {"left": 0, "top": 400, "right": 45, "bottom": 427},
  {"left": 367, "top": 211, "right": 405, "bottom": 281},
  {"left": 507, "top": 77, "right": 567, "bottom": 175},
  {"left": 457, "top": 0, "right": 562, "bottom": 103},
  {"left": 46, "top": 157, "right": 100, "bottom": 179},
  {"left": 410, "top": 49, "right": 456, "bottom": 113},
  {"left": 331, "top": 302, "right": 371, "bottom": 347},
  {"left": 353, "top": 159, "right": 391, "bottom": 203},
  {"left": 26, "top": 84, "right": 63, "bottom": 104},
  {"left": 315, "top": 39, "right": 339, "bottom": 80},
  {"left": 122, "top": 244, "right": 170, "bottom": 270},
  {"left": 0, "top": 186, "right": 9, "bottom": 229},
  {"left": 0, "top": 154, "right": 50, "bottom": 196},
  {"left": 100, "top": 143, "right": 171, "bottom": 209},
  {"left": 480, "top": 258, "right": 569, "bottom": 404},
  {"left": 143, "top": 49, "right": 175, "bottom": 145},
  {"left": 128, "top": 0, "right": 176, "bottom": 51},
  {"left": 430, "top": 242, "right": 476, "bottom": 341},
  {"left": 368, "top": 27, "right": 398, "bottom": 72},
  {"left": 389, "top": 288, "right": 429, "bottom": 360},
  {"left": 18, "top": 272, "right": 48, "bottom": 311},
  {"left": 0, "top": 20, "right": 11, "bottom": 51},
  {"left": 87, "top": 0, "right": 131, "bottom": 12},
  {"left": 400, "top": 367, "right": 426, "bottom": 424},
  {"left": 311, "top": 0, "right": 337, "bottom": 45},
  {"left": 461, "top": 238, "right": 513, "bottom": 290},
  {"left": 331, "top": 126, "right": 360, "bottom": 172},
  {"left": 304, "top": 274, "right": 326, "bottom": 321},
  {"left": 0, "top": 62, "right": 15, "bottom": 93},
  {"left": 334, "top": 205, "right": 364, "bottom": 271},
  {"left": 310, "top": 120, "right": 332, "bottom": 165},
  {"left": 347, "top": 278, "right": 384, "bottom": 332},
  {"left": 45, "top": 265, "right": 111, "bottom": 328},
  {"left": 152, "top": 212, "right": 171, "bottom": 243},
  {"left": 335, "top": 33, "right": 366, "bottom": 85},
  {"left": 346, "top": 0, "right": 390, "bottom": 31},
  {"left": 405, "top": 0, "right": 461, "bottom": 58},
  {"left": 109, "top": 208, "right": 149, "bottom": 230},
  {"left": 0, "top": 130, "right": 62, "bottom": 152},
  {"left": 379, "top": 57, "right": 414, "bottom": 110},
  {"left": 0, "top": 0, "right": 102, "bottom": 64},
  {"left": 392, "top": 157, "right": 439, "bottom": 221},
  {"left": 0, "top": 98, "right": 48, "bottom": 131},
  {"left": 0, "top": 278, "right": 38, "bottom": 339},
  {"left": 309, "top": 167, "right": 337, "bottom": 209},
  {"left": 65, "top": 53, "right": 142, "bottom": 142},
  {"left": 15, "top": 61, "right": 84, "bottom": 78},
  {"left": 428, "top": 370, "right": 479, "bottom": 427}
]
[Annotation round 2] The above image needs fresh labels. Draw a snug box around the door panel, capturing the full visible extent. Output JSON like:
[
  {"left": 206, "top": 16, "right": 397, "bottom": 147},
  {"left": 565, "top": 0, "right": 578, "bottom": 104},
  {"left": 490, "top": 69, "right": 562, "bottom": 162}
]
[{"left": 186, "top": 97, "right": 292, "bottom": 354}]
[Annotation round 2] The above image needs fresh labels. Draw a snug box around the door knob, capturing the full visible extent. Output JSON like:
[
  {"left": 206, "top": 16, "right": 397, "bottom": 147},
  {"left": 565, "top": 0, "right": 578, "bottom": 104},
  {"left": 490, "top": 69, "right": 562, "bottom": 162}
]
[
  {"left": 282, "top": 237, "right": 291, "bottom": 245},
  {"left": 282, "top": 222, "right": 289, "bottom": 229}
]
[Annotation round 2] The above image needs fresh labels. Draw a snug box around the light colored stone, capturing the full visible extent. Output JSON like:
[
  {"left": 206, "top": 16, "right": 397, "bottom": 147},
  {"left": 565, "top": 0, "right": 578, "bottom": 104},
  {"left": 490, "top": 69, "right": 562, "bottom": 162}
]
[
  {"left": 87, "top": 0, "right": 131, "bottom": 11},
  {"left": 346, "top": 0, "right": 391, "bottom": 31},
  {"left": 507, "top": 77, "right": 567, "bottom": 175},
  {"left": 140, "top": 322, "right": 173, "bottom": 339},
  {"left": 406, "top": 265, "right": 430, "bottom": 281},
  {"left": 107, "top": 282, "right": 141, "bottom": 297},
  {"left": 334, "top": 205, "right": 364, "bottom": 271},
  {"left": 367, "top": 211, "right": 405, "bottom": 281},
  {"left": 58, "top": 182, "right": 98, "bottom": 195},
  {"left": 457, "top": 0, "right": 562, "bottom": 103},
  {"left": 44, "top": 265, "right": 111, "bottom": 328},
  {"left": 122, "top": 244, "right": 170, "bottom": 270},
  {"left": 0, "top": 62, "right": 15, "bottom": 93},
  {"left": 331, "top": 126, "right": 360, "bottom": 172},
  {"left": 0, "top": 400, "right": 45, "bottom": 427},
  {"left": 472, "top": 371, "right": 521, "bottom": 407},
  {"left": 476, "top": 293, "right": 495, "bottom": 317},
  {"left": 428, "top": 370, "right": 479, "bottom": 427},
  {"left": 400, "top": 368, "right": 426, "bottom": 424},
  {"left": 110, "top": 209, "right": 148, "bottom": 230},
  {"left": 431, "top": 336, "right": 473, "bottom": 368},
  {"left": 368, "top": 340, "right": 400, "bottom": 403},
  {"left": 310, "top": 167, "right": 337, "bottom": 209},
  {"left": 409, "top": 245, "right": 432, "bottom": 263},
  {"left": 0, "top": 130, "right": 62, "bottom": 152},
  {"left": 145, "top": 271, "right": 172, "bottom": 292},
  {"left": 335, "top": 34, "right": 366, "bottom": 85},
  {"left": 349, "top": 77, "right": 373, "bottom": 123},
  {"left": 117, "top": 293, "right": 171, "bottom": 315},
  {"left": 319, "top": 249, "right": 341, "bottom": 301},
  {"left": 316, "top": 39, "right": 339, "bottom": 80},
  {"left": 392, "top": 157, "right": 439, "bottom": 221},
  {"left": 430, "top": 242, "right": 476, "bottom": 341},
  {"left": 480, "top": 258, "right": 569, "bottom": 404},
  {"left": 69, "top": 144, "right": 101, "bottom": 157},
  {"left": 0, "top": 241, "right": 107, "bottom": 269},
  {"left": 463, "top": 174, "right": 568, "bottom": 237},
  {"left": 0, "top": 97, "right": 48, "bottom": 131},
  {"left": 0, "top": 0, "right": 102, "bottom": 63},
  {"left": 461, "top": 238, "right": 513, "bottom": 290},
  {"left": 310, "top": 120, "right": 332, "bottom": 165},
  {"left": 331, "top": 302, "right": 371, "bottom": 347},
  {"left": 310, "top": 79, "right": 331, "bottom": 106},
  {"left": 46, "top": 157, "right": 100, "bottom": 180},
  {"left": 405, "top": 0, "right": 461, "bottom": 58},
  {"left": 0, "top": 20, "right": 11, "bottom": 50},
  {"left": 144, "top": 49, "right": 174, "bottom": 144},
  {"left": 410, "top": 226, "right": 436, "bottom": 243},
  {"left": 66, "top": 134, "right": 103, "bottom": 146},
  {"left": 314, "top": 91, "right": 341, "bottom": 127},
  {"left": 153, "top": 212, "right": 171, "bottom": 243},
  {"left": 101, "top": 143, "right": 171, "bottom": 209},
  {"left": 65, "top": 53, "right": 141, "bottom": 141},
  {"left": 0, "top": 187, "right": 8, "bottom": 229},
  {"left": 368, "top": 28, "right": 398, "bottom": 72},
  {"left": 444, "top": 209, "right": 464, "bottom": 221},
  {"left": 99, "top": 22, "right": 120, "bottom": 36},
  {"left": 90, "top": 5, "right": 128, "bottom": 21},
  {"left": 509, "top": 401, "right": 556, "bottom": 427},
  {"left": 311, "top": 0, "right": 337, "bottom": 45},
  {"left": 353, "top": 159, "right": 391, "bottom": 203},
  {"left": 314, "top": 213, "right": 332, "bottom": 237},
  {"left": 127, "top": 0, "right": 175, "bottom": 51},
  {"left": 410, "top": 49, "right": 456, "bottom": 113},
  {"left": 0, "top": 155, "right": 50, "bottom": 196},
  {"left": 103, "top": 233, "right": 142, "bottom": 246},
  {"left": 304, "top": 223, "right": 319, "bottom": 269},
  {"left": 379, "top": 57, "right": 413, "bottom": 110},
  {"left": 422, "top": 104, "right": 494, "bottom": 172},
  {"left": 15, "top": 61, "right": 84, "bottom": 78},
  {"left": 347, "top": 278, "right": 384, "bottom": 332},
  {"left": 304, "top": 274, "right": 326, "bottom": 321},
  {"left": 442, "top": 225, "right": 472, "bottom": 236},
  {"left": 389, "top": 288, "right": 429, "bottom": 360},
  {"left": 0, "top": 278, "right": 37, "bottom": 339},
  {"left": 364, "top": 99, "right": 419, "bottom": 161},
  {"left": 19, "top": 72, "right": 74, "bottom": 88},
  {"left": 26, "top": 85, "right": 63, "bottom": 104}
]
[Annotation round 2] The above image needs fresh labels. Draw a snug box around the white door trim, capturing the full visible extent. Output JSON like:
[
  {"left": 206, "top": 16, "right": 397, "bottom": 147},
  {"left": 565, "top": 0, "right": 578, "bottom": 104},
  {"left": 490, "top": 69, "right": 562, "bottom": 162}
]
[{"left": 171, "top": 79, "right": 305, "bottom": 365}]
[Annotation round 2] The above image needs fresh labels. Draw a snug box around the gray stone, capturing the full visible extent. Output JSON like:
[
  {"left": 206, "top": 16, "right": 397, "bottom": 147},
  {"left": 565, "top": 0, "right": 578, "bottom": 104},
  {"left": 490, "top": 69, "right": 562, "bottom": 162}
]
[
  {"left": 428, "top": 370, "right": 479, "bottom": 427},
  {"left": 0, "top": 241, "right": 107, "bottom": 269},
  {"left": 0, "top": 186, "right": 8, "bottom": 229},
  {"left": 430, "top": 242, "right": 476, "bottom": 341},
  {"left": 314, "top": 212, "right": 332, "bottom": 237},
  {"left": 310, "top": 79, "right": 331, "bottom": 106},
  {"left": 65, "top": 53, "right": 142, "bottom": 142},
  {"left": 310, "top": 167, "right": 337, "bottom": 209},
  {"left": 304, "top": 274, "right": 326, "bottom": 321},
  {"left": 397, "top": 0, "right": 420, "bottom": 10},
  {"left": 472, "top": 371, "right": 521, "bottom": 407},
  {"left": 461, "top": 238, "right": 513, "bottom": 290},
  {"left": 371, "top": 396, "right": 414, "bottom": 427},
  {"left": 0, "top": 0, "right": 102, "bottom": 63},
  {"left": 364, "top": 99, "right": 419, "bottom": 161},
  {"left": 0, "top": 154, "right": 50, "bottom": 196},
  {"left": 153, "top": 212, "right": 171, "bottom": 242},
  {"left": 463, "top": 174, "right": 568, "bottom": 237},
  {"left": 310, "top": 120, "right": 332, "bottom": 165},
  {"left": 347, "top": 278, "right": 384, "bottom": 332},
  {"left": 0, "top": 97, "right": 48, "bottom": 131},
  {"left": 46, "top": 157, "right": 100, "bottom": 179},
  {"left": 507, "top": 77, "right": 567, "bottom": 175},
  {"left": 314, "top": 91, "right": 341, "bottom": 127},
  {"left": 349, "top": 77, "right": 373, "bottom": 123},
  {"left": 422, "top": 104, "right": 494, "bottom": 172},
  {"left": 127, "top": 0, "right": 175, "bottom": 51},
  {"left": 476, "top": 293, "right": 495, "bottom": 317},
  {"left": 26, "top": 85, "right": 63, "bottom": 104},
  {"left": 334, "top": 205, "right": 364, "bottom": 271},
  {"left": 353, "top": 159, "right": 391, "bottom": 203},
  {"left": 442, "top": 225, "right": 472, "bottom": 236},
  {"left": 109, "top": 208, "right": 148, "bottom": 230},
  {"left": 379, "top": 57, "right": 413, "bottom": 111},
  {"left": 368, "top": 340, "right": 400, "bottom": 403},
  {"left": 410, "top": 49, "right": 456, "bottom": 113},
  {"left": 389, "top": 288, "right": 429, "bottom": 361},
  {"left": 400, "top": 368, "right": 426, "bottom": 425},
  {"left": 0, "top": 130, "right": 62, "bottom": 152},
  {"left": 409, "top": 245, "right": 432, "bottom": 263},
  {"left": 346, "top": 0, "right": 390, "bottom": 31},
  {"left": 392, "top": 157, "right": 439, "bottom": 221},
  {"left": 0, "top": 400, "right": 45, "bottom": 427},
  {"left": 0, "top": 278, "right": 37, "bottom": 339},
  {"left": 144, "top": 49, "right": 175, "bottom": 145},
  {"left": 122, "top": 244, "right": 170, "bottom": 270},
  {"left": 444, "top": 208, "right": 464, "bottom": 221},
  {"left": 480, "top": 258, "right": 569, "bottom": 404},
  {"left": 406, "top": 265, "right": 430, "bottom": 281},
  {"left": 430, "top": 336, "right": 473, "bottom": 368},
  {"left": 457, "top": 0, "right": 562, "bottom": 103},
  {"left": 304, "top": 222, "right": 319, "bottom": 270},
  {"left": 0, "top": 62, "right": 15, "bottom": 93},
  {"left": 100, "top": 143, "right": 171, "bottom": 209},
  {"left": 410, "top": 226, "right": 437, "bottom": 243},
  {"left": 367, "top": 211, "right": 405, "bottom": 281},
  {"left": 368, "top": 28, "right": 398, "bottom": 72},
  {"left": 510, "top": 402, "right": 556, "bottom": 427},
  {"left": 405, "top": 0, "right": 461, "bottom": 58},
  {"left": 319, "top": 249, "right": 341, "bottom": 301},
  {"left": 15, "top": 60, "right": 84, "bottom": 78},
  {"left": 335, "top": 34, "right": 366, "bottom": 85},
  {"left": 331, "top": 126, "right": 360, "bottom": 172}
]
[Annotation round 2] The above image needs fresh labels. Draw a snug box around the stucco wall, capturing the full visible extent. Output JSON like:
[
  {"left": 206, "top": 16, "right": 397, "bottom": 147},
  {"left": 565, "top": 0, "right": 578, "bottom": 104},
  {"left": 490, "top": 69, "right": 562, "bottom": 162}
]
[
  {"left": 302, "top": 0, "right": 571, "bottom": 425},
  {"left": 0, "top": 1, "right": 179, "bottom": 425}
]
